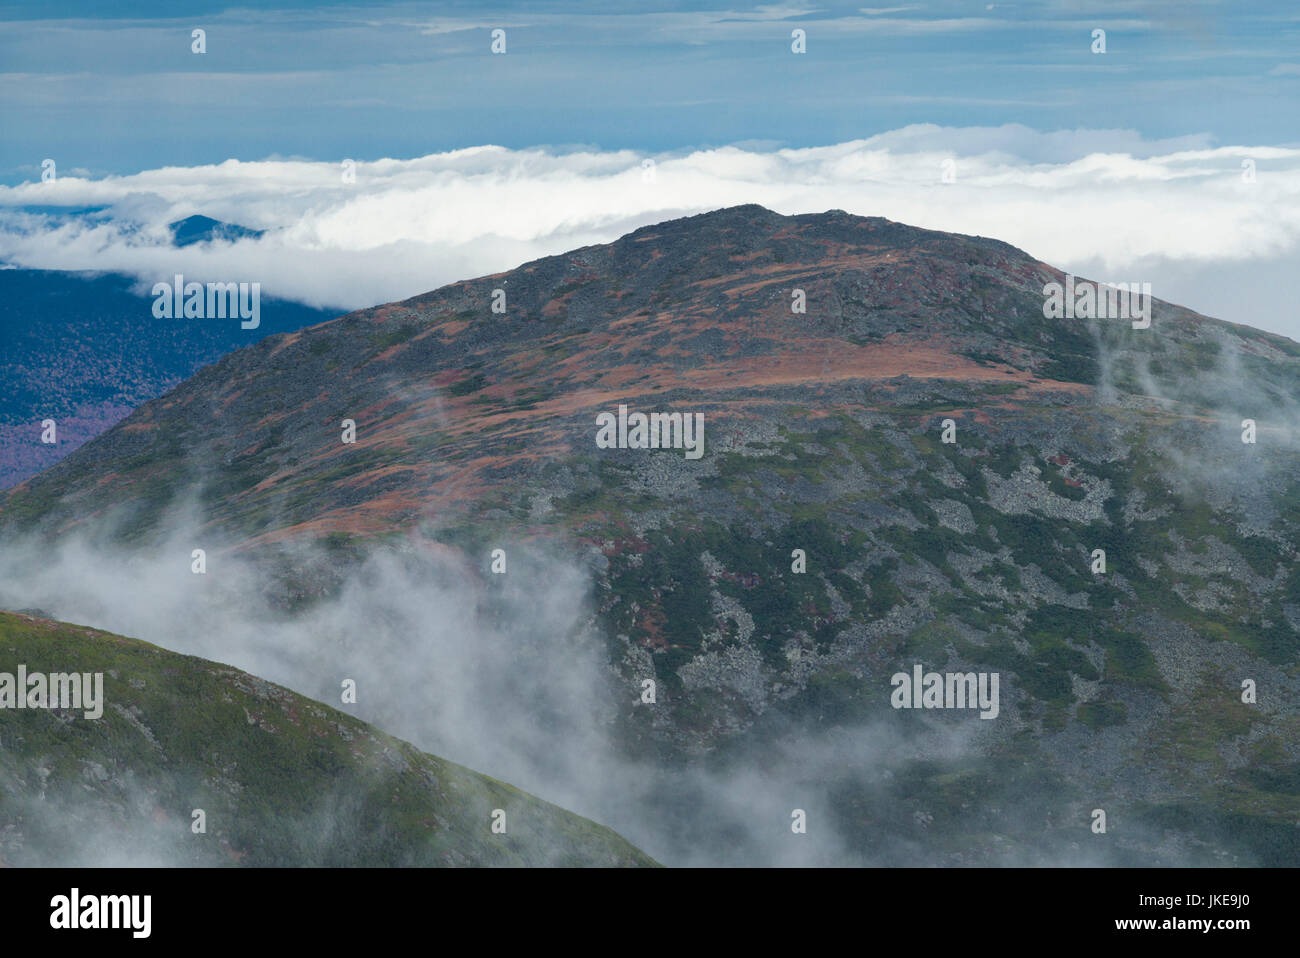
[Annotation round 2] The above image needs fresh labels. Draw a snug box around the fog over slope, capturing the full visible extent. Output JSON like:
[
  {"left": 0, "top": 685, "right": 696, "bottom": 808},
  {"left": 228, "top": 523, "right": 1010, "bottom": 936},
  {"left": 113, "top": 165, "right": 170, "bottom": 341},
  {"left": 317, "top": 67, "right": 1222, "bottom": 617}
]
[{"left": 0, "top": 609, "right": 656, "bottom": 867}]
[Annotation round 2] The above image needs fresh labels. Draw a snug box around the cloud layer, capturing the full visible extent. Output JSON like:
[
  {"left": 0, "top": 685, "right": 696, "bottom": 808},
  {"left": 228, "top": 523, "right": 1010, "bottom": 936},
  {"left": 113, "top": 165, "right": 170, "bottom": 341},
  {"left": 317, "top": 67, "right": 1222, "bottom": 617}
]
[{"left": 2, "top": 125, "right": 1298, "bottom": 337}]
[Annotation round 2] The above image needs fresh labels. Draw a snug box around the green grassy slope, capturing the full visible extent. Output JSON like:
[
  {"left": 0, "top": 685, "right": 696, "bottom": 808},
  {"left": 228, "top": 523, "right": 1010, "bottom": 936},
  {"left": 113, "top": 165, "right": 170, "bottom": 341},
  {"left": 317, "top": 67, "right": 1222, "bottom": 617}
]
[{"left": 0, "top": 611, "right": 656, "bottom": 867}]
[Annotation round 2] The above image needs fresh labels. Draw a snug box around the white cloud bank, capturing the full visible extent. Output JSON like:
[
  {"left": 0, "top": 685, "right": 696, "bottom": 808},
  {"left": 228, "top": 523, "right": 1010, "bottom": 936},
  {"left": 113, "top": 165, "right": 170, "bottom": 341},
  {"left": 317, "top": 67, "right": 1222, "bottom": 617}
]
[{"left": 2, "top": 123, "right": 1298, "bottom": 337}]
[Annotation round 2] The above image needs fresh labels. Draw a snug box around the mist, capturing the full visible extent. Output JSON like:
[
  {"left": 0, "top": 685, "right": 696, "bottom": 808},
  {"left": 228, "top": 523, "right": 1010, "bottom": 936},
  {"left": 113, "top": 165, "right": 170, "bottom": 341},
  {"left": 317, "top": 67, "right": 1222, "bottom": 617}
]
[{"left": 0, "top": 512, "right": 851, "bottom": 865}]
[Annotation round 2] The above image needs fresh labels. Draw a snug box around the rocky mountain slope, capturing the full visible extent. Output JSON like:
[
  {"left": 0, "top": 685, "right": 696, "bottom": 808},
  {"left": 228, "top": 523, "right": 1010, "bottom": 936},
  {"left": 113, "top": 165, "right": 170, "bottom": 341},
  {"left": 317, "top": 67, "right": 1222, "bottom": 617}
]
[
  {"left": 3, "top": 205, "right": 1298, "bottom": 866},
  {"left": 0, "top": 610, "right": 655, "bottom": 866}
]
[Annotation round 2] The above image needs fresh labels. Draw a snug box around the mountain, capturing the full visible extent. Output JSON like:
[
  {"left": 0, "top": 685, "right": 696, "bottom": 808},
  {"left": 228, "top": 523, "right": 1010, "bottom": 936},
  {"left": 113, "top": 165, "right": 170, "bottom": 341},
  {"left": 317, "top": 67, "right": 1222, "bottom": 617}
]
[
  {"left": 3, "top": 205, "right": 1298, "bottom": 866},
  {"left": 168, "top": 215, "right": 265, "bottom": 248},
  {"left": 0, "top": 610, "right": 655, "bottom": 866},
  {"left": 0, "top": 268, "right": 337, "bottom": 489}
]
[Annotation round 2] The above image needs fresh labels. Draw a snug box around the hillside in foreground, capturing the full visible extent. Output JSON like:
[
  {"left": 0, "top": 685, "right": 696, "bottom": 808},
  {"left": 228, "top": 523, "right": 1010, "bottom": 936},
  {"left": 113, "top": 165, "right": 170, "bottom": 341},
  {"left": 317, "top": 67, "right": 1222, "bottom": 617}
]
[{"left": 0, "top": 611, "right": 656, "bottom": 867}]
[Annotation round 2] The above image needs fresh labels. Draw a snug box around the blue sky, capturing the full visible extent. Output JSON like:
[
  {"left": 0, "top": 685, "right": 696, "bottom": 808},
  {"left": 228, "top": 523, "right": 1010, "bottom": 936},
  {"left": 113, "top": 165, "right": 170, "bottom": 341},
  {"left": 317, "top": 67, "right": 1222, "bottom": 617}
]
[
  {"left": 1, "top": 1, "right": 1297, "bottom": 180},
  {"left": 0, "top": 2, "right": 1297, "bottom": 337}
]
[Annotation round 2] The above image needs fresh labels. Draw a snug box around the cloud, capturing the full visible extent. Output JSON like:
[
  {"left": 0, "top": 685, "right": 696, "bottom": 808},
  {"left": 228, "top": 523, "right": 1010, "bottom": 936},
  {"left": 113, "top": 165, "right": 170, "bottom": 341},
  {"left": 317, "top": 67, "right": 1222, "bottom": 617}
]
[{"left": 0, "top": 125, "right": 1297, "bottom": 338}]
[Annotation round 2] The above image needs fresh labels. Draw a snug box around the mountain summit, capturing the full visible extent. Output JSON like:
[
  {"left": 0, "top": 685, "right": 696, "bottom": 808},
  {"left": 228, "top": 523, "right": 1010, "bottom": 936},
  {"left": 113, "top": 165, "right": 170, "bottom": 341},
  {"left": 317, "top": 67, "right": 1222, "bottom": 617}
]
[{"left": 12, "top": 204, "right": 1288, "bottom": 543}]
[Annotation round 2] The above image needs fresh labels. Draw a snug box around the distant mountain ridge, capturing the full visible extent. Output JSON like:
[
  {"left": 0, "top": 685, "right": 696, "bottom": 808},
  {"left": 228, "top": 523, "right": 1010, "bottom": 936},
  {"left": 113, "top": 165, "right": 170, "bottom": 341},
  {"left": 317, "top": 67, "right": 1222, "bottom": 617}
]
[
  {"left": 0, "top": 266, "right": 336, "bottom": 489},
  {"left": 168, "top": 214, "right": 265, "bottom": 248}
]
